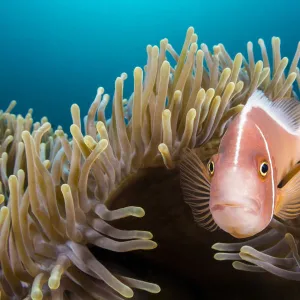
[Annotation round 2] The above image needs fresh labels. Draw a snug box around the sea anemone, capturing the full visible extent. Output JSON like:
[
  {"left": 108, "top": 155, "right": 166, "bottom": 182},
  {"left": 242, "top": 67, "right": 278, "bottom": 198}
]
[
  {"left": 0, "top": 101, "right": 162, "bottom": 299},
  {"left": 1, "top": 26, "right": 300, "bottom": 299}
]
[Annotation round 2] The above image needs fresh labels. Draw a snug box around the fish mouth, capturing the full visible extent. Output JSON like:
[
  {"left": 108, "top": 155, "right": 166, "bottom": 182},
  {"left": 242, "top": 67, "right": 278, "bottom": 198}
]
[{"left": 211, "top": 198, "right": 261, "bottom": 215}]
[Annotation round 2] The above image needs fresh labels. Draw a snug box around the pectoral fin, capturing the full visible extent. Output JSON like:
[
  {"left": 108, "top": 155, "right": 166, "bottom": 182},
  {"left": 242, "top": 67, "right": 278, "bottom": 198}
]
[
  {"left": 179, "top": 148, "right": 218, "bottom": 231},
  {"left": 275, "top": 169, "right": 300, "bottom": 220}
]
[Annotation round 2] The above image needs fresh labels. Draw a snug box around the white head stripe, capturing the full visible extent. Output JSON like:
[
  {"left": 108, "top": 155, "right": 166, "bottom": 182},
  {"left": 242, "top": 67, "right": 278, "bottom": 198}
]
[{"left": 255, "top": 124, "right": 275, "bottom": 217}]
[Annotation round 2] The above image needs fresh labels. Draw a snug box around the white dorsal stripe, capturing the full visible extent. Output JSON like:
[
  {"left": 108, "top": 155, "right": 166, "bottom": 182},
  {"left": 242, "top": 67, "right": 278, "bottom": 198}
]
[
  {"left": 246, "top": 90, "right": 300, "bottom": 135},
  {"left": 233, "top": 90, "right": 300, "bottom": 165}
]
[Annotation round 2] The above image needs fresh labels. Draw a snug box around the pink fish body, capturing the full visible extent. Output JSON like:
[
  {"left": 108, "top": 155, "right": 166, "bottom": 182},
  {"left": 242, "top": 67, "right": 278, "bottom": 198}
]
[{"left": 180, "top": 90, "right": 300, "bottom": 238}]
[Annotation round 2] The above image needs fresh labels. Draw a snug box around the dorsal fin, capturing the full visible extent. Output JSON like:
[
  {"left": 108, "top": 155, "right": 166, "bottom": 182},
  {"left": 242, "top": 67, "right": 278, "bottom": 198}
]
[
  {"left": 179, "top": 148, "right": 218, "bottom": 232},
  {"left": 245, "top": 90, "right": 300, "bottom": 135}
]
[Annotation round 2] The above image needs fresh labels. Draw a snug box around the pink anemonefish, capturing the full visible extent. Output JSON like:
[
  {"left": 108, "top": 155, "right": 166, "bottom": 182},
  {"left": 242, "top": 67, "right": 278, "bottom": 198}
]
[{"left": 180, "top": 90, "right": 300, "bottom": 238}]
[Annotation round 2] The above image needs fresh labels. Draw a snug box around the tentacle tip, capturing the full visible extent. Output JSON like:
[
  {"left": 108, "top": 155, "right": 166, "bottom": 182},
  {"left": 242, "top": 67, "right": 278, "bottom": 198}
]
[
  {"left": 240, "top": 245, "right": 251, "bottom": 254},
  {"left": 48, "top": 278, "right": 60, "bottom": 290},
  {"left": 31, "top": 290, "right": 43, "bottom": 300},
  {"left": 211, "top": 243, "right": 222, "bottom": 250},
  {"left": 150, "top": 241, "right": 158, "bottom": 249},
  {"left": 143, "top": 231, "right": 153, "bottom": 240},
  {"left": 232, "top": 261, "right": 242, "bottom": 270},
  {"left": 151, "top": 284, "right": 161, "bottom": 294},
  {"left": 238, "top": 251, "right": 251, "bottom": 262},
  {"left": 213, "top": 253, "right": 224, "bottom": 261},
  {"left": 133, "top": 207, "right": 145, "bottom": 218},
  {"left": 122, "top": 287, "right": 134, "bottom": 298},
  {"left": 285, "top": 232, "right": 293, "bottom": 239}
]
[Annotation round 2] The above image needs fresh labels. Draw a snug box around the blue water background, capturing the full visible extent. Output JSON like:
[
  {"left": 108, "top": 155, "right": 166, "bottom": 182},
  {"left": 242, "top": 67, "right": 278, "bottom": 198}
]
[{"left": 0, "top": 0, "right": 299, "bottom": 130}]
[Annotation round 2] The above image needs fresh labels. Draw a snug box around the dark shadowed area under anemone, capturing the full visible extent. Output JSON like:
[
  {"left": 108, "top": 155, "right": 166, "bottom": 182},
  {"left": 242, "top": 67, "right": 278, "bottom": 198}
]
[
  {"left": 1, "top": 26, "right": 300, "bottom": 299},
  {"left": 105, "top": 167, "right": 300, "bottom": 299}
]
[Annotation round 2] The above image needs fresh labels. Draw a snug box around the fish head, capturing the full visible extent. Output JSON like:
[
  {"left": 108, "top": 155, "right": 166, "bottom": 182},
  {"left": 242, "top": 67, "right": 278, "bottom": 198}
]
[{"left": 208, "top": 120, "right": 276, "bottom": 238}]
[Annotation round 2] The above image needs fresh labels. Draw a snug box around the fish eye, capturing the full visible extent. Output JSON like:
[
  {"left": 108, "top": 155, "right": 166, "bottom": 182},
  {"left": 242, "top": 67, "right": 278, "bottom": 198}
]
[
  {"left": 259, "top": 161, "right": 269, "bottom": 177},
  {"left": 207, "top": 160, "right": 214, "bottom": 175}
]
